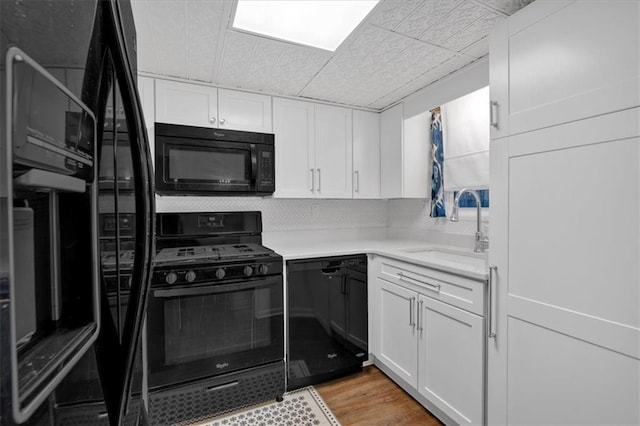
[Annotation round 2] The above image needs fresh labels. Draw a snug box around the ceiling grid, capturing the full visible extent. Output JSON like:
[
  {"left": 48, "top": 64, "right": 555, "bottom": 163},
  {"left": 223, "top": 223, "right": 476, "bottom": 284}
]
[{"left": 131, "top": 0, "right": 533, "bottom": 110}]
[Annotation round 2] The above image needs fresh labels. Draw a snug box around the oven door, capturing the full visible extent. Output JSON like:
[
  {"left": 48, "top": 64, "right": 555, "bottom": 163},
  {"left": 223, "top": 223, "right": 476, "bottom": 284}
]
[
  {"left": 147, "top": 275, "right": 284, "bottom": 390},
  {"left": 155, "top": 137, "right": 257, "bottom": 194}
]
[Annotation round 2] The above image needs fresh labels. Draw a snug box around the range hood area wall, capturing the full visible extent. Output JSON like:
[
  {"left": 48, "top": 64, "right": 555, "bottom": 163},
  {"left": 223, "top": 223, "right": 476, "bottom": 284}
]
[
  {"left": 155, "top": 196, "right": 484, "bottom": 248},
  {"left": 156, "top": 196, "right": 389, "bottom": 235}
]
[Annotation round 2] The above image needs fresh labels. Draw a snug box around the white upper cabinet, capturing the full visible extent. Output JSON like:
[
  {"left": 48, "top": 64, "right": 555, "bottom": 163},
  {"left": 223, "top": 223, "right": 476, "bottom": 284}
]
[
  {"left": 314, "top": 104, "right": 353, "bottom": 199},
  {"left": 154, "top": 79, "right": 272, "bottom": 133},
  {"left": 490, "top": 0, "right": 640, "bottom": 138},
  {"left": 380, "top": 102, "right": 427, "bottom": 199},
  {"left": 352, "top": 110, "right": 380, "bottom": 199},
  {"left": 217, "top": 88, "right": 272, "bottom": 133},
  {"left": 155, "top": 79, "right": 218, "bottom": 128},
  {"left": 380, "top": 104, "right": 403, "bottom": 198},
  {"left": 272, "top": 97, "right": 315, "bottom": 198}
]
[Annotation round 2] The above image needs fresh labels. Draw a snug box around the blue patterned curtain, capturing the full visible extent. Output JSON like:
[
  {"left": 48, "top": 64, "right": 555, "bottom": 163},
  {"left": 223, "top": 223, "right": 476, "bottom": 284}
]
[{"left": 430, "top": 111, "right": 446, "bottom": 217}]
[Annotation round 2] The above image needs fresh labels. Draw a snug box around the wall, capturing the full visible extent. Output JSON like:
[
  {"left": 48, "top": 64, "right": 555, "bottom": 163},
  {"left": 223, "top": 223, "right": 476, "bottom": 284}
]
[
  {"left": 156, "top": 196, "right": 389, "bottom": 243},
  {"left": 388, "top": 57, "right": 490, "bottom": 248}
]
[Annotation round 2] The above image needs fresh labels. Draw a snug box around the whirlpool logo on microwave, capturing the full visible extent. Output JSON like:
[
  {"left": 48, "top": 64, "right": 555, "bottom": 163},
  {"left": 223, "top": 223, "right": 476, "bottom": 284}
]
[{"left": 216, "top": 362, "right": 230, "bottom": 370}]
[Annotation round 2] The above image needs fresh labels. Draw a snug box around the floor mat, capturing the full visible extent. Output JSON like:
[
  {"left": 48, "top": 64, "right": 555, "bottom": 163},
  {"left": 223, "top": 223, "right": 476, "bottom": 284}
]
[{"left": 193, "top": 386, "right": 341, "bottom": 426}]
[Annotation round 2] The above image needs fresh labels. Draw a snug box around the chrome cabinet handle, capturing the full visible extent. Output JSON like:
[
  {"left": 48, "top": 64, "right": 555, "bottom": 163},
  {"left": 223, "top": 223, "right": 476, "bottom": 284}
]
[
  {"left": 417, "top": 300, "right": 424, "bottom": 332},
  {"left": 409, "top": 297, "right": 416, "bottom": 326},
  {"left": 209, "top": 116, "right": 216, "bottom": 124},
  {"left": 489, "top": 265, "right": 497, "bottom": 338},
  {"left": 354, "top": 170, "right": 360, "bottom": 193},
  {"left": 399, "top": 272, "right": 441, "bottom": 293},
  {"left": 489, "top": 100, "right": 498, "bottom": 128},
  {"left": 317, "top": 168, "right": 321, "bottom": 192},
  {"left": 219, "top": 118, "right": 226, "bottom": 125},
  {"left": 310, "top": 169, "right": 315, "bottom": 192}
]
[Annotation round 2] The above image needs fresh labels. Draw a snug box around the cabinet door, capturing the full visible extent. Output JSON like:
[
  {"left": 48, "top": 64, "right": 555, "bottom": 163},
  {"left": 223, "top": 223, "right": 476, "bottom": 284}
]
[
  {"left": 155, "top": 79, "right": 217, "bottom": 128},
  {"left": 417, "top": 296, "right": 484, "bottom": 425},
  {"left": 380, "top": 104, "right": 403, "bottom": 198},
  {"left": 314, "top": 104, "right": 353, "bottom": 199},
  {"left": 217, "top": 88, "right": 272, "bottom": 133},
  {"left": 376, "top": 278, "right": 418, "bottom": 387},
  {"left": 272, "top": 97, "right": 315, "bottom": 198},
  {"left": 352, "top": 110, "right": 380, "bottom": 199},
  {"left": 491, "top": 0, "right": 640, "bottom": 137},
  {"left": 488, "top": 110, "right": 640, "bottom": 425}
]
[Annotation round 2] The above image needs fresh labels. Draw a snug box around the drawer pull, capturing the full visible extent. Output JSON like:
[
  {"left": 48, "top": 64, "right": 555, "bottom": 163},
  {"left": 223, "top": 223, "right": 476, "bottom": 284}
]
[
  {"left": 489, "top": 265, "right": 497, "bottom": 339},
  {"left": 409, "top": 296, "right": 416, "bottom": 326},
  {"left": 205, "top": 381, "right": 239, "bottom": 393},
  {"left": 399, "top": 272, "right": 441, "bottom": 293},
  {"left": 489, "top": 100, "right": 498, "bottom": 128}
]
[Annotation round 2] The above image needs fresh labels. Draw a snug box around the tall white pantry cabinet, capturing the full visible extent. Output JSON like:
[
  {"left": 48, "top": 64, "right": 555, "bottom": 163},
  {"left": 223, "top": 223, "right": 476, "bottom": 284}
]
[{"left": 488, "top": 1, "right": 640, "bottom": 425}]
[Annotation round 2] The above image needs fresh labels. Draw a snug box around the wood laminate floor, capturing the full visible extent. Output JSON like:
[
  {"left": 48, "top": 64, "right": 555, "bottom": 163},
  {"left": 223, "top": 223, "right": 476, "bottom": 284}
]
[{"left": 315, "top": 365, "right": 443, "bottom": 426}]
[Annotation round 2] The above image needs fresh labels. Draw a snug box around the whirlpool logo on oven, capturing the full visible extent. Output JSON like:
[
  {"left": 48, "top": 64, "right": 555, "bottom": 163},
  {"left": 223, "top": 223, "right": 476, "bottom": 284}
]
[{"left": 216, "top": 362, "right": 230, "bottom": 370}]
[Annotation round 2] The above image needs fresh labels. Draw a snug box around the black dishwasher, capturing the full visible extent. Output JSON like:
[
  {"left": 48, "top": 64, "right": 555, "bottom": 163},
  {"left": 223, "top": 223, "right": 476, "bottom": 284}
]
[{"left": 286, "top": 255, "right": 368, "bottom": 390}]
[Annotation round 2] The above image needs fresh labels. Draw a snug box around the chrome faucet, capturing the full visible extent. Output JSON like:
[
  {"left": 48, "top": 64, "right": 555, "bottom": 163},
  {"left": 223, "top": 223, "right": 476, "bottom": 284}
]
[{"left": 450, "top": 188, "right": 489, "bottom": 253}]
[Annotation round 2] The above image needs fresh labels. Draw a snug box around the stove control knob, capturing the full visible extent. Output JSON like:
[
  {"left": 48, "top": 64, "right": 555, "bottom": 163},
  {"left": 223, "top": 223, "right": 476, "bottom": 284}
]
[
  {"left": 259, "top": 264, "right": 269, "bottom": 275},
  {"left": 165, "top": 272, "right": 177, "bottom": 285},
  {"left": 215, "top": 268, "right": 226, "bottom": 280},
  {"left": 185, "top": 270, "right": 196, "bottom": 283},
  {"left": 243, "top": 266, "right": 254, "bottom": 277}
]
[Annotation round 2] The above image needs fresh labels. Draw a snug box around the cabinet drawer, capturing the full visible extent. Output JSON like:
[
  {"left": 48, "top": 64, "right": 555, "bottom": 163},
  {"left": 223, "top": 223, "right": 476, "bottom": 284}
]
[{"left": 377, "top": 256, "right": 485, "bottom": 315}]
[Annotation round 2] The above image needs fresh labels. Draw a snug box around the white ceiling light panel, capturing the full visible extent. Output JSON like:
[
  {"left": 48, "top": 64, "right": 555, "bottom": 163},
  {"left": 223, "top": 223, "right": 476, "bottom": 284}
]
[{"left": 232, "top": 0, "right": 379, "bottom": 51}]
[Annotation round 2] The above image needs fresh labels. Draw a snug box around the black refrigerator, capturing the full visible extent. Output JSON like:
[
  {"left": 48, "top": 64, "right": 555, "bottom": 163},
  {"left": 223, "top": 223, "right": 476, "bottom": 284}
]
[{"left": 0, "top": 1, "right": 154, "bottom": 425}]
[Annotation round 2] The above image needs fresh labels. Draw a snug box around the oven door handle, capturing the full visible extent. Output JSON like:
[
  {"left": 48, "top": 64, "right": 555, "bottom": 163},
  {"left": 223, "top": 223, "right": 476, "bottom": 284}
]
[{"left": 153, "top": 277, "right": 280, "bottom": 298}]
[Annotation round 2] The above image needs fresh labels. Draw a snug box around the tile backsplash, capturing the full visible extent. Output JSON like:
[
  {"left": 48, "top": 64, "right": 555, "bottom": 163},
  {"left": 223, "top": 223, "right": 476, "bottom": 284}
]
[
  {"left": 156, "top": 196, "right": 388, "bottom": 232},
  {"left": 156, "top": 195, "right": 489, "bottom": 247}
]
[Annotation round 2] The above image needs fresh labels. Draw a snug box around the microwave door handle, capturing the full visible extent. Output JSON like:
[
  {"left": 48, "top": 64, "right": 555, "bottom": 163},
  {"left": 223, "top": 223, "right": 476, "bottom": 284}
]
[{"left": 250, "top": 145, "right": 258, "bottom": 186}]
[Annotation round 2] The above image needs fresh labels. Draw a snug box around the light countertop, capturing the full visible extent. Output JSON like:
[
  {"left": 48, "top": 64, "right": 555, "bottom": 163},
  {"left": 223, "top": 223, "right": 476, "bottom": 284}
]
[{"left": 265, "top": 237, "right": 489, "bottom": 281}]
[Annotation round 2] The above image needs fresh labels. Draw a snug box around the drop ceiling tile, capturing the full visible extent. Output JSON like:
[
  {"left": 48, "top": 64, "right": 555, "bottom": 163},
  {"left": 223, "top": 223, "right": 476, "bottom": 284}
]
[
  {"left": 479, "top": 0, "right": 534, "bottom": 16},
  {"left": 394, "top": 13, "right": 433, "bottom": 39},
  {"left": 131, "top": 1, "right": 162, "bottom": 74},
  {"left": 443, "top": 1, "right": 493, "bottom": 27},
  {"left": 466, "top": 10, "right": 505, "bottom": 35},
  {"left": 461, "top": 36, "right": 490, "bottom": 58},
  {"left": 368, "top": 0, "right": 424, "bottom": 31},
  {"left": 442, "top": 29, "right": 485, "bottom": 52},
  {"left": 301, "top": 29, "right": 456, "bottom": 108},
  {"left": 415, "top": 0, "right": 464, "bottom": 20},
  {"left": 186, "top": 1, "right": 225, "bottom": 82},
  {"left": 419, "top": 21, "right": 463, "bottom": 47},
  {"left": 139, "top": 0, "right": 187, "bottom": 78}
]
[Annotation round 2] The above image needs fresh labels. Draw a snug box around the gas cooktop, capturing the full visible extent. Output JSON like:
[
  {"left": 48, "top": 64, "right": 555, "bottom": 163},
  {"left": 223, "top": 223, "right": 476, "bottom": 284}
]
[{"left": 154, "top": 243, "right": 276, "bottom": 265}]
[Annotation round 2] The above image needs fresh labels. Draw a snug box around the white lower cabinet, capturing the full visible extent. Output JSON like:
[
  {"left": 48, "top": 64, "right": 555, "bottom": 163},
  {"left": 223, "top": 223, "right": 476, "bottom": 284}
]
[
  {"left": 378, "top": 280, "right": 419, "bottom": 386},
  {"left": 417, "top": 296, "right": 484, "bottom": 425},
  {"left": 372, "top": 256, "right": 486, "bottom": 425}
]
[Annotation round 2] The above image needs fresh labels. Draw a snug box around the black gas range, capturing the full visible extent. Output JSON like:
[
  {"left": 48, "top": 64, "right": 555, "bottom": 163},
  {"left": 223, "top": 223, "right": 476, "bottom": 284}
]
[
  {"left": 153, "top": 242, "right": 282, "bottom": 285},
  {"left": 147, "top": 211, "right": 285, "bottom": 426}
]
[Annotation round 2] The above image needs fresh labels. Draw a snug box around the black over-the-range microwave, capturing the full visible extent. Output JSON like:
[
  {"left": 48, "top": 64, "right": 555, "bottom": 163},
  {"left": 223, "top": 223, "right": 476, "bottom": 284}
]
[{"left": 154, "top": 122, "right": 275, "bottom": 195}]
